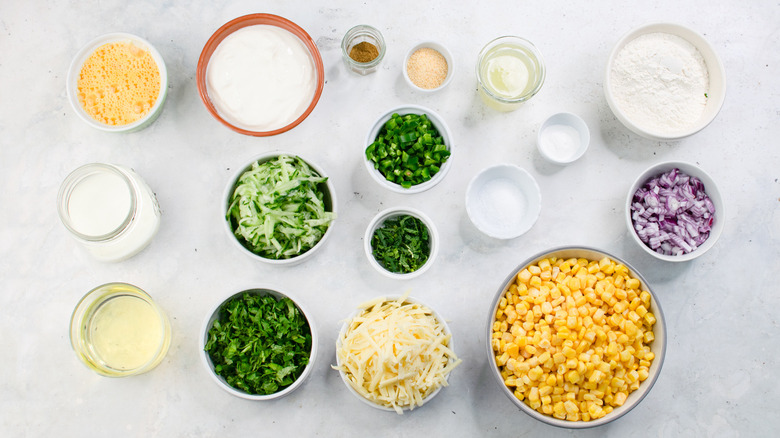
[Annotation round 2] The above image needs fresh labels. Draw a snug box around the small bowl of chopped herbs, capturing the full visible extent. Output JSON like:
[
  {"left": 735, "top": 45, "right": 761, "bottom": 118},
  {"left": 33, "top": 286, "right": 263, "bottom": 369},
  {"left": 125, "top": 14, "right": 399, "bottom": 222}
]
[
  {"left": 364, "top": 207, "right": 439, "bottom": 279},
  {"left": 224, "top": 152, "right": 337, "bottom": 265},
  {"left": 201, "top": 287, "right": 317, "bottom": 400},
  {"left": 364, "top": 105, "right": 453, "bottom": 194}
]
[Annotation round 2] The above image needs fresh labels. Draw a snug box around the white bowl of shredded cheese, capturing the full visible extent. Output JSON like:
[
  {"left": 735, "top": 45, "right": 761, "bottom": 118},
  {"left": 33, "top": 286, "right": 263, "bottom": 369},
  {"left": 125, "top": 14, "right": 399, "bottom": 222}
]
[
  {"left": 333, "top": 294, "right": 462, "bottom": 414},
  {"left": 67, "top": 33, "right": 168, "bottom": 132},
  {"left": 604, "top": 23, "right": 726, "bottom": 141}
]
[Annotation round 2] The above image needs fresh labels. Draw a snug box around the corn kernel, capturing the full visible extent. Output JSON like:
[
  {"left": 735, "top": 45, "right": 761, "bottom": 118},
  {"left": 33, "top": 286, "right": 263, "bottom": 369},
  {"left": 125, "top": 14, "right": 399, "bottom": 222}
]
[{"left": 492, "top": 255, "right": 656, "bottom": 422}]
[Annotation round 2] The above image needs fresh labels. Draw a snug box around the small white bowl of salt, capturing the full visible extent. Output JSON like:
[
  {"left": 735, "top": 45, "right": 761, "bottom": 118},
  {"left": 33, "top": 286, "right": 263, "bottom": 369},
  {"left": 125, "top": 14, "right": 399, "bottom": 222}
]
[{"left": 537, "top": 112, "right": 590, "bottom": 165}]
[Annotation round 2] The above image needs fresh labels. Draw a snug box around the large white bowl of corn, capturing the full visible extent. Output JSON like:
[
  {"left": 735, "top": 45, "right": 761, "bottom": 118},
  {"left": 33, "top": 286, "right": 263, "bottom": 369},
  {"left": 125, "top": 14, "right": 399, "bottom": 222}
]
[{"left": 486, "top": 246, "right": 666, "bottom": 428}]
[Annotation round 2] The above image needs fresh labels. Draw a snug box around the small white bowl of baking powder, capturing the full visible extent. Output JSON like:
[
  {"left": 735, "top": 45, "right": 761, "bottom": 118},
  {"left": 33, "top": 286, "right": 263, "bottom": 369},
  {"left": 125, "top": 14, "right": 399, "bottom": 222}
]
[
  {"left": 604, "top": 23, "right": 726, "bottom": 141},
  {"left": 537, "top": 112, "right": 590, "bottom": 165}
]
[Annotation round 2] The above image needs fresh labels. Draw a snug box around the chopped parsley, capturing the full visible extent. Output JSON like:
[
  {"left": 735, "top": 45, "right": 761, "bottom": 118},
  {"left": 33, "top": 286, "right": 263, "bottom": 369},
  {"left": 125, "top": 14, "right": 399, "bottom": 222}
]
[
  {"left": 370, "top": 214, "right": 431, "bottom": 274},
  {"left": 205, "top": 292, "right": 312, "bottom": 395}
]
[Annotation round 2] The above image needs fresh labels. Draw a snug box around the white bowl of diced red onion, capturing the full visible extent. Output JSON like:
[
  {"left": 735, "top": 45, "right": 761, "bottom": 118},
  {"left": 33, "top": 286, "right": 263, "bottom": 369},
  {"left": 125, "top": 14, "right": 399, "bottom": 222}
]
[{"left": 626, "top": 161, "right": 724, "bottom": 262}]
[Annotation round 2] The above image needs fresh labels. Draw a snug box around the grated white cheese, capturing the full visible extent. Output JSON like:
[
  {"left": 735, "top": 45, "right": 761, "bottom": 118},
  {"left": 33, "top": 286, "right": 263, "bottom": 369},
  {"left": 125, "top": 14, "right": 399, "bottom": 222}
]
[{"left": 333, "top": 295, "right": 462, "bottom": 414}]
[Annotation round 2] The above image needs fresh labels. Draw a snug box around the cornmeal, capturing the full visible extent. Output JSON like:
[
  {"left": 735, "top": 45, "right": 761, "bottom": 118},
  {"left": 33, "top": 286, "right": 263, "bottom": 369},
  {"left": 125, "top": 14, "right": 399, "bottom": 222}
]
[{"left": 77, "top": 41, "right": 160, "bottom": 126}]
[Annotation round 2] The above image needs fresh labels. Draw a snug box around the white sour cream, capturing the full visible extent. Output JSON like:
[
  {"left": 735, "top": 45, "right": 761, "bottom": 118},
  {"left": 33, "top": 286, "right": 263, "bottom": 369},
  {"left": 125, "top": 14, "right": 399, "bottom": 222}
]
[{"left": 207, "top": 25, "right": 316, "bottom": 132}]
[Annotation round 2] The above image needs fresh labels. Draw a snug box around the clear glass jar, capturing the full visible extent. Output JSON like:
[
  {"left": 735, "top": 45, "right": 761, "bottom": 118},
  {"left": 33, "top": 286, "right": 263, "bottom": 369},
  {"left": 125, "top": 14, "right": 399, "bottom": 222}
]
[
  {"left": 70, "top": 282, "right": 171, "bottom": 377},
  {"left": 341, "top": 25, "right": 386, "bottom": 75},
  {"left": 476, "top": 36, "right": 546, "bottom": 111},
  {"left": 57, "top": 163, "right": 161, "bottom": 262}
]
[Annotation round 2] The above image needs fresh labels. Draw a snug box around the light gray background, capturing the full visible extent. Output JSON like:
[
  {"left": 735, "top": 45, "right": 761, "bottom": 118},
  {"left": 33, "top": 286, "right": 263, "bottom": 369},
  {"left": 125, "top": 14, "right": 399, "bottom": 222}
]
[{"left": 1, "top": 1, "right": 777, "bottom": 436}]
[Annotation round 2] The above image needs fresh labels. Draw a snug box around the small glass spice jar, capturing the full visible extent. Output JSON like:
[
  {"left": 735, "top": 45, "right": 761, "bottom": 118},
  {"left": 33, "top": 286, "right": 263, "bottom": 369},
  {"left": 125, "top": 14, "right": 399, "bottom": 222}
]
[
  {"left": 341, "top": 25, "right": 386, "bottom": 75},
  {"left": 57, "top": 163, "right": 161, "bottom": 262}
]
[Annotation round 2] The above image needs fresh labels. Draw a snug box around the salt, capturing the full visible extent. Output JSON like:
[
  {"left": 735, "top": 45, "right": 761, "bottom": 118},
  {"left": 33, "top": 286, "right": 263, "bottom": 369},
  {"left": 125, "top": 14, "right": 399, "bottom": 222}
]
[
  {"left": 540, "top": 124, "right": 581, "bottom": 162},
  {"left": 477, "top": 178, "right": 527, "bottom": 235}
]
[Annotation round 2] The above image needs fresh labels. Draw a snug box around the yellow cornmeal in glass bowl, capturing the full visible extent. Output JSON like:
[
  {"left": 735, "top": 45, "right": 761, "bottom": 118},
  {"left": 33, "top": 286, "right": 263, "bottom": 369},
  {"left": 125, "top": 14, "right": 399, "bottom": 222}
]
[{"left": 77, "top": 41, "right": 160, "bottom": 126}]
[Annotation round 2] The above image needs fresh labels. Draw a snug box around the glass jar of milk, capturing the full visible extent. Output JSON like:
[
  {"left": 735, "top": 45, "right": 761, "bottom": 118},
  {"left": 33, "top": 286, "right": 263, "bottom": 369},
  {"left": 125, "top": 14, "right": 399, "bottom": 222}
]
[{"left": 57, "top": 163, "right": 161, "bottom": 262}]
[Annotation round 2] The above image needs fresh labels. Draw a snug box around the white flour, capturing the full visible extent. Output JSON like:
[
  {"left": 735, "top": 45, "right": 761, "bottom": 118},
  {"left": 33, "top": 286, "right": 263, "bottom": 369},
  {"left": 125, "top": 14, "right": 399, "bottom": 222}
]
[{"left": 610, "top": 32, "right": 709, "bottom": 135}]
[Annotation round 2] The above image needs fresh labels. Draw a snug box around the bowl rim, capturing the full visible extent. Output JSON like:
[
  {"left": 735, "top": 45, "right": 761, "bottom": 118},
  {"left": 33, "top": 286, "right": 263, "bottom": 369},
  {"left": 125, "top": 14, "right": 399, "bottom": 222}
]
[
  {"left": 537, "top": 112, "right": 591, "bottom": 165},
  {"left": 604, "top": 22, "right": 727, "bottom": 141},
  {"left": 223, "top": 151, "right": 337, "bottom": 265},
  {"left": 485, "top": 245, "right": 667, "bottom": 428},
  {"left": 200, "top": 286, "right": 318, "bottom": 401},
  {"left": 625, "top": 160, "right": 724, "bottom": 262},
  {"left": 364, "top": 104, "right": 454, "bottom": 194},
  {"left": 402, "top": 41, "right": 454, "bottom": 93},
  {"left": 335, "top": 294, "right": 456, "bottom": 412},
  {"left": 465, "top": 163, "right": 542, "bottom": 239},
  {"left": 196, "top": 13, "right": 325, "bottom": 137},
  {"left": 66, "top": 32, "right": 168, "bottom": 132},
  {"left": 363, "top": 206, "right": 439, "bottom": 280}
]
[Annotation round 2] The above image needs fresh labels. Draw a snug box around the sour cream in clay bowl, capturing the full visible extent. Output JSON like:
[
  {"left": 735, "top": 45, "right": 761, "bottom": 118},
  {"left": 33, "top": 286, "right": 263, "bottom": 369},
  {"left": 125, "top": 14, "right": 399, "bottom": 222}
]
[
  {"left": 604, "top": 23, "right": 726, "bottom": 141},
  {"left": 197, "top": 14, "right": 325, "bottom": 136}
]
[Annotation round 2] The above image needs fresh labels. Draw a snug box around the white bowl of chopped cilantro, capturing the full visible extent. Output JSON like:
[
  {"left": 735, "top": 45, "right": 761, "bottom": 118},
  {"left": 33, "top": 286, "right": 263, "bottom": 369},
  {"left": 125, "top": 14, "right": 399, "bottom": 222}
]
[
  {"left": 201, "top": 287, "right": 317, "bottom": 400},
  {"left": 333, "top": 294, "right": 462, "bottom": 414},
  {"left": 364, "top": 105, "right": 453, "bottom": 194},
  {"left": 364, "top": 206, "right": 439, "bottom": 279},
  {"left": 626, "top": 161, "right": 724, "bottom": 262},
  {"left": 224, "top": 152, "right": 337, "bottom": 265}
]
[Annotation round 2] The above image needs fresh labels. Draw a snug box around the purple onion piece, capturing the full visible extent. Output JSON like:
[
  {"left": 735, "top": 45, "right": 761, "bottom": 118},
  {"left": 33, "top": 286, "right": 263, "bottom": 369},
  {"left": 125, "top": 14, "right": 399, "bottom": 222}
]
[{"left": 630, "top": 167, "right": 716, "bottom": 256}]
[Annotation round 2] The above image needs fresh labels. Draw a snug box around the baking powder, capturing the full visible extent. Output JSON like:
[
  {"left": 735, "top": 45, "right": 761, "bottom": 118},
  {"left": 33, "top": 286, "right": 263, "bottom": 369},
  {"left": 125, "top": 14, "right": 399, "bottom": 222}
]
[{"left": 610, "top": 32, "right": 709, "bottom": 135}]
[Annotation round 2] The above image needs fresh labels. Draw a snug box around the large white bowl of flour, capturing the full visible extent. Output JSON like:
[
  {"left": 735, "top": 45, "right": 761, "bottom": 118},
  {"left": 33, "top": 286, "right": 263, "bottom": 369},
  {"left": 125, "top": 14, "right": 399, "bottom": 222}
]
[{"left": 604, "top": 23, "right": 726, "bottom": 141}]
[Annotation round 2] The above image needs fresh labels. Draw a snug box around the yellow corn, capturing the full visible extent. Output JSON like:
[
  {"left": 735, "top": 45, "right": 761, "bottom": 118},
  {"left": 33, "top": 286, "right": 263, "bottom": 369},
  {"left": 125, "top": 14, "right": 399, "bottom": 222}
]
[{"left": 492, "top": 255, "right": 657, "bottom": 422}]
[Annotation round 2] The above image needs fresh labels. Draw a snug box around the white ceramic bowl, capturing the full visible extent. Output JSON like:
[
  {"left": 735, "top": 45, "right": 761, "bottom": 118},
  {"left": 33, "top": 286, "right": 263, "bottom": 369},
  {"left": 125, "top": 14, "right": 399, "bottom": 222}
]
[
  {"left": 403, "top": 41, "right": 454, "bottom": 92},
  {"left": 486, "top": 246, "right": 667, "bottom": 428},
  {"left": 223, "top": 152, "right": 337, "bottom": 265},
  {"left": 335, "top": 295, "right": 457, "bottom": 412},
  {"left": 626, "top": 161, "right": 724, "bottom": 262},
  {"left": 364, "top": 207, "right": 439, "bottom": 280},
  {"left": 201, "top": 286, "right": 318, "bottom": 400},
  {"left": 364, "top": 105, "right": 454, "bottom": 194},
  {"left": 466, "top": 164, "right": 541, "bottom": 239},
  {"left": 67, "top": 33, "right": 168, "bottom": 132},
  {"left": 604, "top": 22, "right": 726, "bottom": 140},
  {"left": 537, "top": 112, "right": 590, "bottom": 165}
]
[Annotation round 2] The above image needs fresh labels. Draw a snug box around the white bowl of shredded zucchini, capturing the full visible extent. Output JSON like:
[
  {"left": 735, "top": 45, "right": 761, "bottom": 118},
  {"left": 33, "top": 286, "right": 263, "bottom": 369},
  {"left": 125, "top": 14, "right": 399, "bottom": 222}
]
[
  {"left": 333, "top": 293, "right": 462, "bottom": 414},
  {"left": 223, "top": 152, "right": 337, "bottom": 265}
]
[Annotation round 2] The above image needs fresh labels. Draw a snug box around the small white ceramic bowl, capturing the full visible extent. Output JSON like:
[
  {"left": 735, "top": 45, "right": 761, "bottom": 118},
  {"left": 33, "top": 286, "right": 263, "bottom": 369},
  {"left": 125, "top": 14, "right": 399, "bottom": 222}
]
[
  {"left": 537, "top": 112, "right": 590, "bottom": 165},
  {"left": 403, "top": 41, "right": 454, "bottom": 92},
  {"left": 223, "top": 152, "right": 337, "bottom": 265},
  {"left": 364, "top": 207, "right": 439, "bottom": 279},
  {"left": 67, "top": 33, "right": 168, "bottom": 132},
  {"left": 486, "top": 246, "right": 667, "bottom": 428},
  {"left": 604, "top": 22, "right": 726, "bottom": 141},
  {"left": 466, "top": 164, "right": 541, "bottom": 239},
  {"left": 626, "top": 161, "right": 724, "bottom": 262},
  {"left": 201, "top": 286, "right": 318, "bottom": 400},
  {"left": 364, "top": 104, "right": 454, "bottom": 194},
  {"left": 335, "top": 295, "right": 457, "bottom": 413}
]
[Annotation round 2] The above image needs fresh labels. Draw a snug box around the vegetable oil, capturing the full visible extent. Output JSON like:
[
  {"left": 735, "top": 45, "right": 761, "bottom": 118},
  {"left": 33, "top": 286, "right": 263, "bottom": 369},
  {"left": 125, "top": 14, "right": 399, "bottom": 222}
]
[
  {"left": 70, "top": 283, "right": 170, "bottom": 377},
  {"left": 477, "top": 36, "right": 546, "bottom": 111}
]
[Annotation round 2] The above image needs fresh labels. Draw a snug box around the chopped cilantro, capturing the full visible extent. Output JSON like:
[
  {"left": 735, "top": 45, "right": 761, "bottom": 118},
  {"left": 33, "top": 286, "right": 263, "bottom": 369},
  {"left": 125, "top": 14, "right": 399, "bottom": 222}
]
[{"left": 205, "top": 292, "right": 312, "bottom": 395}]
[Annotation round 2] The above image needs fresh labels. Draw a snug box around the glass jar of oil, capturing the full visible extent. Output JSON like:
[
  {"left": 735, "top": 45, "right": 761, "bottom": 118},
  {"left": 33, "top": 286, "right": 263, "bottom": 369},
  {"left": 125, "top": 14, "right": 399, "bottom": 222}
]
[
  {"left": 70, "top": 282, "right": 171, "bottom": 377},
  {"left": 476, "top": 36, "right": 546, "bottom": 111}
]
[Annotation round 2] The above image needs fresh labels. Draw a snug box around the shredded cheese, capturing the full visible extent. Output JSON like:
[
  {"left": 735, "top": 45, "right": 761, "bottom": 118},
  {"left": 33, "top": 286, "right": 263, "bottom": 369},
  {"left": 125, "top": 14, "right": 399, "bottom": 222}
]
[{"left": 333, "top": 294, "right": 462, "bottom": 414}]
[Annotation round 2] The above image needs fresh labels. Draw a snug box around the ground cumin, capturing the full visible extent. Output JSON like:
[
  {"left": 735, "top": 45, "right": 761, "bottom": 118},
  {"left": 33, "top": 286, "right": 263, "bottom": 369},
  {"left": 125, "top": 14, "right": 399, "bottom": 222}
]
[{"left": 349, "top": 41, "right": 379, "bottom": 63}]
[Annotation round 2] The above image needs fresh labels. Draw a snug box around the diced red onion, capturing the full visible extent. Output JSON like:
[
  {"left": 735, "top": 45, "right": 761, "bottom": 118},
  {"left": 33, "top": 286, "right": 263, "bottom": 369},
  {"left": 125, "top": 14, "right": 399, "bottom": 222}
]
[{"left": 630, "top": 168, "right": 716, "bottom": 256}]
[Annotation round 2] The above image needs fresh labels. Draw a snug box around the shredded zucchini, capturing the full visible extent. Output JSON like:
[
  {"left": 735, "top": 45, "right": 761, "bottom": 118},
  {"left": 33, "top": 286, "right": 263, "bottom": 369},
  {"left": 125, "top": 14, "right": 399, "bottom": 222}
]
[{"left": 227, "top": 155, "right": 335, "bottom": 260}]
